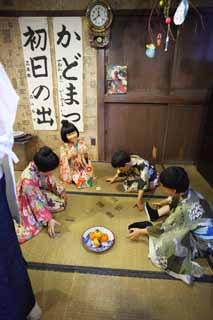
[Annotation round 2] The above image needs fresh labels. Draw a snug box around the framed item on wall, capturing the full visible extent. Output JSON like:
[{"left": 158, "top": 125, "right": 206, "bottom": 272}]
[{"left": 106, "top": 65, "right": 127, "bottom": 94}]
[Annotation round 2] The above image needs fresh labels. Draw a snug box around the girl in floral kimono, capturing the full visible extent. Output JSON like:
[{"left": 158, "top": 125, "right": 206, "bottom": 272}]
[
  {"left": 106, "top": 151, "right": 158, "bottom": 211},
  {"left": 128, "top": 166, "right": 213, "bottom": 284},
  {"left": 15, "top": 146, "right": 66, "bottom": 244},
  {"left": 59, "top": 120, "right": 94, "bottom": 188}
]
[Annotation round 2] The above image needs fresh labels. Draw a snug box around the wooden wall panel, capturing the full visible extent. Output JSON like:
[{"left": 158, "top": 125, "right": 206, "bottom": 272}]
[
  {"left": 104, "top": 103, "right": 168, "bottom": 162},
  {"left": 163, "top": 105, "right": 203, "bottom": 161},
  {"left": 98, "top": 12, "right": 212, "bottom": 163},
  {"left": 171, "top": 13, "right": 213, "bottom": 92},
  {"left": 106, "top": 15, "right": 175, "bottom": 94}
]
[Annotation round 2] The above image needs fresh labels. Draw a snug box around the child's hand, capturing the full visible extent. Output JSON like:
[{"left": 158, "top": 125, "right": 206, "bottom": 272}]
[
  {"left": 128, "top": 228, "right": 143, "bottom": 240},
  {"left": 135, "top": 200, "right": 144, "bottom": 211},
  {"left": 152, "top": 202, "right": 162, "bottom": 208},
  {"left": 106, "top": 177, "right": 114, "bottom": 183},
  {"left": 77, "top": 154, "right": 86, "bottom": 168},
  {"left": 48, "top": 219, "right": 61, "bottom": 238}
]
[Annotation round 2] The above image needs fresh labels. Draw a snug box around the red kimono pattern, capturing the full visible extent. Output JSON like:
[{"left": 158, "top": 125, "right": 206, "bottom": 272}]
[
  {"left": 59, "top": 139, "right": 94, "bottom": 188},
  {"left": 15, "top": 162, "right": 66, "bottom": 244}
]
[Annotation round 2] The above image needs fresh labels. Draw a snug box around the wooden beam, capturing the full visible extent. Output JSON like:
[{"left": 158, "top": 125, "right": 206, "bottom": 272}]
[
  {"left": 104, "top": 93, "right": 206, "bottom": 105},
  {"left": 97, "top": 49, "right": 105, "bottom": 161}
]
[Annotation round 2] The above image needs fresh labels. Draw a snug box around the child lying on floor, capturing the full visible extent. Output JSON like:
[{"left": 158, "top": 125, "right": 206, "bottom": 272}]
[
  {"left": 15, "top": 146, "right": 67, "bottom": 244},
  {"left": 106, "top": 151, "right": 158, "bottom": 211},
  {"left": 128, "top": 166, "right": 213, "bottom": 284}
]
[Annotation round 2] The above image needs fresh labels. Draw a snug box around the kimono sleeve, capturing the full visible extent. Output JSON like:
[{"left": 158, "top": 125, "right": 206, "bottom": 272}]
[
  {"left": 23, "top": 182, "right": 52, "bottom": 224},
  {"left": 59, "top": 144, "right": 72, "bottom": 183},
  {"left": 138, "top": 163, "right": 149, "bottom": 190},
  {"left": 147, "top": 223, "right": 165, "bottom": 238},
  {"left": 47, "top": 174, "right": 65, "bottom": 198},
  {"left": 78, "top": 140, "right": 88, "bottom": 155}
]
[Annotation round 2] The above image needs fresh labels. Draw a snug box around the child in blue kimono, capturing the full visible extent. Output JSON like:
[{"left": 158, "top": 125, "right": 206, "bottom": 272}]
[
  {"left": 128, "top": 166, "right": 213, "bottom": 284},
  {"left": 106, "top": 151, "right": 158, "bottom": 211}
]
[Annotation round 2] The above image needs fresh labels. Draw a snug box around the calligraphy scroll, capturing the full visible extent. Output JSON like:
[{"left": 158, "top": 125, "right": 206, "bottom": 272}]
[
  {"left": 53, "top": 17, "right": 83, "bottom": 131},
  {"left": 19, "top": 17, "right": 57, "bottom": 130}
]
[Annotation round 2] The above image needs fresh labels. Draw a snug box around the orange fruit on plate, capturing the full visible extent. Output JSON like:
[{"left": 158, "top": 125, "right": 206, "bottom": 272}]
[
  {"left": 89, "top": 232, "right": 96, "bottom": 240},
  {"left": 100, "top": 233, "right": 109, "bottom": 242}
]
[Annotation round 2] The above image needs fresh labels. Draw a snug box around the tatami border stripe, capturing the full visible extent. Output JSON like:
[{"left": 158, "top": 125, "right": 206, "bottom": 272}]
[
  {"left": 27, "top": 261, "right": 213, "bottom": 283},
  {"left": 206, "top": 255, "right": 213, "bottom": 271},
  {"left": 66, "top": 191, "right": 167, "bottom": 199},
  {"left": 161, "top": 163, "right": 166, "bottom": 170}
]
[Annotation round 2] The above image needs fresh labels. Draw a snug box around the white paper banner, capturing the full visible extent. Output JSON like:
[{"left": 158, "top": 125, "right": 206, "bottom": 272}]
[
  {"left": 19, "top": 17, "right": 57, "bottom": 130},
  {"left": 53, "top": 17, "right": 83, "bottom": 131}
]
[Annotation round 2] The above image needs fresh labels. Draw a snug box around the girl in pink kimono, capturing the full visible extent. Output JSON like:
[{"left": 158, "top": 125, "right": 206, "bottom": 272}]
[
  {"left": 59, "top": 120, "right": 94, "bottom": 188},
  {"left": 15, "top": 147, "right": 66, "bottom": 244}
]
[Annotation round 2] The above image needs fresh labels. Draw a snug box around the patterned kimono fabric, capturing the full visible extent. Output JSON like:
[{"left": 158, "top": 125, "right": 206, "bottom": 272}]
[
  {"left": 59, "top": 139, "right": 94, "bottom": 188},
  {"left": 0, "top": 175, "right": 35, "bottom": 319},
  {"left": 15, "top": 162, "right": 65, "bottom": 244},
  {"left": 119, "top": 155, "right": 158, "bottom": 192},
  {"left": 148, "top": 189, "right": 213, "bottom": 284}
]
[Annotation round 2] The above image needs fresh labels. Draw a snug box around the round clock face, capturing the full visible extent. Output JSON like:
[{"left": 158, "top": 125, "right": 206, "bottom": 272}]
[
  {"left": 86, "top": 1, "right": 113, "bottom": 31},
  {"left": 90, "top": 4, "right": 109, "bottom": 28}
]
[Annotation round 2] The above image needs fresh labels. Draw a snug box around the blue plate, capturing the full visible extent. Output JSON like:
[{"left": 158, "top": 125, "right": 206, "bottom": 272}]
[{"left": 82, "top": 226, "right": 115, "bottom": 253}]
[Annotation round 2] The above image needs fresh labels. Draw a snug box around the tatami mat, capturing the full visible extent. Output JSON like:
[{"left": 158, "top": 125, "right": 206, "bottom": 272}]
[
  {"left": 15, "top": 163, "right": 213, "bottom": 202},
  {"left": 29, "top": 270, "right": 213, "bottom": 320},
  {"left": 16, "top": 162, "right": 213, "bottom": 276},
  {"left": 21, "top": 194, "right": 212, "bottom": 276},
  {"left": 15, "top": 163, "right": 166, "bottom": 197},
  {"left": 21, "top": 194, "right": 156, "bottom": 271},
  {"left": 16, "top": 163, "right": 213, "bottom": 319}
]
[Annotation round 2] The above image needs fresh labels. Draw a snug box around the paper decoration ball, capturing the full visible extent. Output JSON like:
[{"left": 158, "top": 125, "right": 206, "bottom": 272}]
[{"left": 165, "top": 17, "right": 172, "bottom": 24}]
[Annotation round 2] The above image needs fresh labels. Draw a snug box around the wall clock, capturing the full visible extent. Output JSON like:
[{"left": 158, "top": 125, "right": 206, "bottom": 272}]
[{"left": 86, "top": 0, "right": 113, "bottom": 48}]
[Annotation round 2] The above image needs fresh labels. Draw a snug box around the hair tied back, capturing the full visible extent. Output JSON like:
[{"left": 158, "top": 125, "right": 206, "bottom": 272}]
[
  {"left": 39, "top": 146, "right": 51, "bottom": 157},
  {"left": 61, "top": 120, "right": 69, "bottom": 127}
]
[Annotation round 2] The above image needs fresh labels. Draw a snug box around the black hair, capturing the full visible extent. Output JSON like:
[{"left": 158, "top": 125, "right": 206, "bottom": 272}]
[
  {"left": 159, "top": 166, "right": 189, "bottom": 193},
  {"left": 111, "top": 151, "right": 131, "bottom": 168},
  {"left": 61, "top": 120, "right": 79, "bottom": 143},
  {"left": 33, "top": 146, "right": 59, "bottom": 172}
]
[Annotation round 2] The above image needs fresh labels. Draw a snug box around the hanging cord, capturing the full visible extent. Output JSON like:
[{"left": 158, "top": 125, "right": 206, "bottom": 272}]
[
  {"left": 148, "top": 0, "right": 159, "bottom": 44},
  {"left": 189, "top": 0, "right": 205, "bottom": 31}
]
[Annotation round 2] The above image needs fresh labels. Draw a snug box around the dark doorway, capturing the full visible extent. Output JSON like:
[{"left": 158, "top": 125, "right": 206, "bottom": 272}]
[{"left": 197, "top": 89, "right": 213, "bottom": 186}]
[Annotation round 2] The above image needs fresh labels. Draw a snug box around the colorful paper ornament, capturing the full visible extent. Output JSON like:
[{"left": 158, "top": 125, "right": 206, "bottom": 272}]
[
  {"left": 156, "top": 33, "right": 162, "bottom": 47},
  {"left": 165, "top": 16, "right": 172, "bottom": 24},
  {"left": 146, "top": 44, "right": 156, "bottom": 58},
  {"left": 173, "top": 0, "right": 189, "bottom": 25},
  {"left": 164, "top": 33, "right": 170, "bottom": 51}
]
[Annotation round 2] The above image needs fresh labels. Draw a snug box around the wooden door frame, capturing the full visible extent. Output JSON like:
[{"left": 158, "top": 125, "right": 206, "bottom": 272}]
[{"left": 97, "top": 49, "right": 105, "bottom": 160}]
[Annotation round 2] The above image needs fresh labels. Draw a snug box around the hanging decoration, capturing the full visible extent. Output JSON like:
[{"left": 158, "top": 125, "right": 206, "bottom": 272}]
[
  {"left": 146, "top": 0, "right": 157, "bottom": 59},
  {"left": 156, "top": 33, "right": 162, "bottom": 47},
  {"left": 146, "top": 44, "right": 156, "bottom": 58},
  {"left": 146, "top": 0, "right": 205, "bottom": 57},
  {"left": 173, "top": 0, "right": 189, "bottom": 25},
  {"left": 163, "top": 0, "right": 171, "bottom": 52}
]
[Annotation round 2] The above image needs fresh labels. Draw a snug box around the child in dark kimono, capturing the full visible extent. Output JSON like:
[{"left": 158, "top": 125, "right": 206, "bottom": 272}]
[
  {"left": 128, "top": 166, "right": 213, "bottom": 284},
  {"left": 106, "top": 151, "right": 158, "bottom": 211}
]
